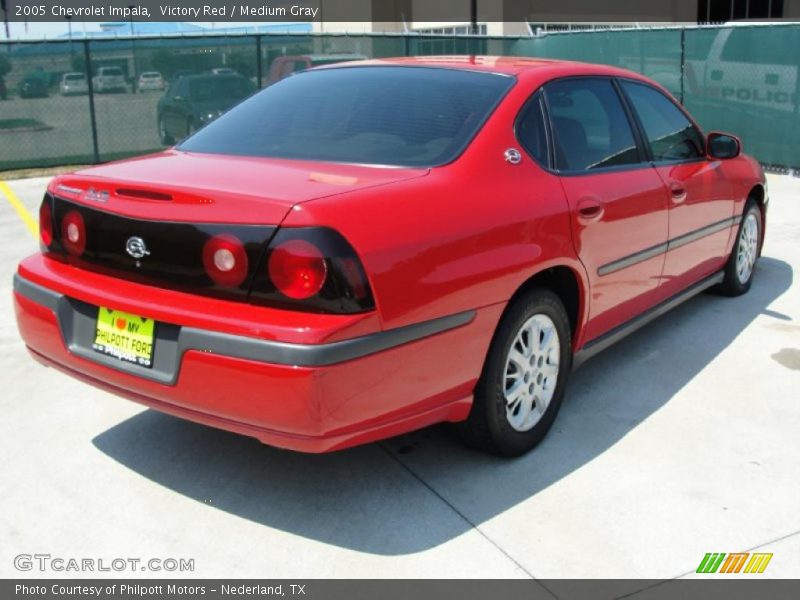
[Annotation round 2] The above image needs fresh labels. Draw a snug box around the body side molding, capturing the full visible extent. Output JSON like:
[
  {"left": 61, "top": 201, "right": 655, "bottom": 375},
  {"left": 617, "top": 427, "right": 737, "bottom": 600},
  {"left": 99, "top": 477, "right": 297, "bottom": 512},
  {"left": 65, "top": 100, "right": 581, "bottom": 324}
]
[
  {"left": 598, "top": 215, "right": 741, "bottom": 276},
  {"left": 573, "top": 270, "right": 725, "bottom": 369}
]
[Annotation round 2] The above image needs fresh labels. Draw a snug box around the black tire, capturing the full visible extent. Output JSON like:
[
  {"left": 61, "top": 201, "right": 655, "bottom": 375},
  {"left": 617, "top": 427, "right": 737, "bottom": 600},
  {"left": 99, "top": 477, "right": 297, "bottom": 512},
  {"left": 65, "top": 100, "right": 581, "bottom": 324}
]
[
  {"left": 158, "top": 117, "right": 174, "bottom": 146},
  {"left": 457, "top": 288, "right": 572, "bottom": 457},
  {"left": 719, "top": 199, "right": 762, "bottom": 297}
]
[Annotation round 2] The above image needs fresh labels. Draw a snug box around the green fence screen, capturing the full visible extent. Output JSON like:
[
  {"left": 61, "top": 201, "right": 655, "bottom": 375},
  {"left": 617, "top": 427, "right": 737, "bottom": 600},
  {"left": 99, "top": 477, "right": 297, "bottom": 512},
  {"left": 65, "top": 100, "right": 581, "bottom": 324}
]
[
  {"left": 512, "top": 24, "right": 800, "bottom": 170},
  {"left": 1, "top": 25, "right": 798, "bottom": 171}
]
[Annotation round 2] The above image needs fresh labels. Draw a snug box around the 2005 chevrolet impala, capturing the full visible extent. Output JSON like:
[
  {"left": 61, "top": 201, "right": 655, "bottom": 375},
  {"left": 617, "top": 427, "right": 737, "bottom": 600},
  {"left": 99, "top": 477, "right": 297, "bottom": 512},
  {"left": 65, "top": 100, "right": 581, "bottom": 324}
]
[{"left": 13, "top": 57, "right": 766, "bottom": 456}]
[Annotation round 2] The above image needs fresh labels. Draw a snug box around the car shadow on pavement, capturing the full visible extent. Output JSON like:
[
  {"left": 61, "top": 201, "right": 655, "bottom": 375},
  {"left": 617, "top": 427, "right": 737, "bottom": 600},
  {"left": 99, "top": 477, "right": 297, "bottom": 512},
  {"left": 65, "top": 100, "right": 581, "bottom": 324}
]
[{"left": 93, "top": 257, "right": 793, "bottom": 555}]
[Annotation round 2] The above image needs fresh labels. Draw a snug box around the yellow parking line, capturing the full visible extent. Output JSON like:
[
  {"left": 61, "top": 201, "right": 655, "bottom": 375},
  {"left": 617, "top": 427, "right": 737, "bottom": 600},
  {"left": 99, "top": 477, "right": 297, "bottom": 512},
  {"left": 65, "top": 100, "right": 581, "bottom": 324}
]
[{"left": 0, "top": 180, "right": 39, "bottom": 239}]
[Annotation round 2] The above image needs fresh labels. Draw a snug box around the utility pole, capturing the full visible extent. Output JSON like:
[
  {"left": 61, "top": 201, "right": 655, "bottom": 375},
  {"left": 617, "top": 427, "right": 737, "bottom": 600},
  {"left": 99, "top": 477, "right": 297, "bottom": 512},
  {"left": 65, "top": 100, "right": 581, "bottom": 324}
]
[
  {"left": 129, "top": 6, "right": 137, "bottom": 93},
  {"left": 470, "top": 0, "right": 478, "bottom": 35}
]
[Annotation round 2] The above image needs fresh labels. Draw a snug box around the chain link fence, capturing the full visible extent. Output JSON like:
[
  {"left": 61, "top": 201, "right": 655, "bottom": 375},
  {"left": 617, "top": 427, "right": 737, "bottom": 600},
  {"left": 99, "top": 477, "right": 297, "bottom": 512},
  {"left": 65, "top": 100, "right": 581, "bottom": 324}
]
[{"left": 0, "top": 24, "right": 798, "bottom": 171}]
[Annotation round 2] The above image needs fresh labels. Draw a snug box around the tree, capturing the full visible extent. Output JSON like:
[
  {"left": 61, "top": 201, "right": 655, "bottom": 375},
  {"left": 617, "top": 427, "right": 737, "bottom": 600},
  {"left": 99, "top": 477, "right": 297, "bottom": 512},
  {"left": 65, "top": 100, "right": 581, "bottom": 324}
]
[
  {"left": 71, "top": 53, "right": 87, "bottom": 74},
  {"left": 226, "top": 52, "right": 257, "bottom": 79},
  {"left": 151, "top": 49, "right": 179, "bottom": 80}
]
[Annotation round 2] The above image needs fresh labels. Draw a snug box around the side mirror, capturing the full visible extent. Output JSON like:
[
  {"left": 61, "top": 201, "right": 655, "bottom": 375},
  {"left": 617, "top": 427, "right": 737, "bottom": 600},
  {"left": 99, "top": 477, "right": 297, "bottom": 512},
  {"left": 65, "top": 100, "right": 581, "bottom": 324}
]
[{"left": 707, "top": 132, "right": 741, "bottom": 159}]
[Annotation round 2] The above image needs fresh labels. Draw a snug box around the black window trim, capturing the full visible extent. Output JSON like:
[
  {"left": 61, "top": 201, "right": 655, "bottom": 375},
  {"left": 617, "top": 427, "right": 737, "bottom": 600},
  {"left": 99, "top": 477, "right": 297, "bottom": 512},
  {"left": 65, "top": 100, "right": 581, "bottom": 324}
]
[
  {"left": 531, "top": 74, "right": 712, "bottom": 177},
  {"left": 512, "top": 90, "right": 553, "bottom": 170},
  {"left": 538, "top": 75, "right": 651, "bottom": 177},
  {"left": 615, "top": 76, "right": 708, "bottom": 168}
]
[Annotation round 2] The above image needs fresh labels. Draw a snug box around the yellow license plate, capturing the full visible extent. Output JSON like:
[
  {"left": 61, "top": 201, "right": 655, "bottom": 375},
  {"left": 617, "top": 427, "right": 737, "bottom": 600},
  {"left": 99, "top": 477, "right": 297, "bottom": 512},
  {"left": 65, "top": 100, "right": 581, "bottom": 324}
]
[{"left": 93, "top": 307, "right": 155, "bottom": 368}]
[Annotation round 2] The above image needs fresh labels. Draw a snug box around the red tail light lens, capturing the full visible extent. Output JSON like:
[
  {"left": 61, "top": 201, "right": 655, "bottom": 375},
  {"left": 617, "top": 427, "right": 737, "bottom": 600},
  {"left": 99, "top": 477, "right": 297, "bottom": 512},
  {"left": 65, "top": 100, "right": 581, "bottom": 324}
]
[
  {"left": 202, "top": 234, "right": 249, "bottom": 287},
  {"left": 251, "top": 227, "right": 374, "bottom": 313},
  {"left": 268, "top": 239, "right": 328, "bottom": 299},
  {"left": 39, "top": 200, "right": 53, "bottom": 248},
  {"left": 61, "top": 210, "right": 86, "bottom": 256}
]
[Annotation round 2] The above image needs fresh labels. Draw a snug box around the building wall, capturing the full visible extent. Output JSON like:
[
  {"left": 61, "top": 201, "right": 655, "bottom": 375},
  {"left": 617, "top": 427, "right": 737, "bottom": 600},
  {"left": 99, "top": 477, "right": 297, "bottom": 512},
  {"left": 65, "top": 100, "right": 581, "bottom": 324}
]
[
  {"left": 311, "top": 0, "right": 408, "bottom": 32},
  {"left": 314, "top": 0, "right": 704, "bottom": 30},
  {"left": 312, "top": 0, "right": 800, "bottom": 32},
  {"left": 784, "top": 0, "right": 800, "bottom": 18},
  {"left": 507, "top": 0, "right": 697, "bottom": 22}
]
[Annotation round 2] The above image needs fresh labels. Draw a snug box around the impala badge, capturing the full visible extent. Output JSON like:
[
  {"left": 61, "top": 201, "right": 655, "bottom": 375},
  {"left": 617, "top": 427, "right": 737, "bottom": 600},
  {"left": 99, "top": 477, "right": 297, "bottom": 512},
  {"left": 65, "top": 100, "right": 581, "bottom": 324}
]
[
  {"left": 126, "top": 237, "right": 150, "bottom": 266},
  {"left": 84, "top": 188, "right": 109, "bottom": 203}
]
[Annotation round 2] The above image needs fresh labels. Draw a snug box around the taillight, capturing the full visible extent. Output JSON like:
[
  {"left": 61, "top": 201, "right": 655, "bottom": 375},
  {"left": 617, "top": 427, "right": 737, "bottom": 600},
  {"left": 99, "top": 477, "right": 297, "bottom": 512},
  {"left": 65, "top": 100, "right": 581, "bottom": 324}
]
[
  {"left": 251, "top": 227, "right": 375, "bottom": 314},
  {"left": 61, "top": 209, "right": 86, "bottom": 256},
  {"left": 268, "top": 239, "right": 328, "bottom": 299},
  {"left": 39, "top": 200, "right": 53, "bottom": 248},
  {"left": 202, "top": 234, "right": 248, "bottom": 288}
]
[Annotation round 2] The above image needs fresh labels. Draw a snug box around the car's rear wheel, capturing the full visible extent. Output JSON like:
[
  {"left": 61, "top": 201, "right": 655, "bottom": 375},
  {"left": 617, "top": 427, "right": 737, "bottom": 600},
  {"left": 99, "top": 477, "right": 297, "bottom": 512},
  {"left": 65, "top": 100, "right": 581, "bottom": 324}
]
[
  {"left": 458, "top": 288, "right": 572, "bottom": 456},
  {"left": 158, "top": 117, "right": 173, "bottom": 145},
  {"left": 720, "top": 200, "right": 761, "bottom": 296}
]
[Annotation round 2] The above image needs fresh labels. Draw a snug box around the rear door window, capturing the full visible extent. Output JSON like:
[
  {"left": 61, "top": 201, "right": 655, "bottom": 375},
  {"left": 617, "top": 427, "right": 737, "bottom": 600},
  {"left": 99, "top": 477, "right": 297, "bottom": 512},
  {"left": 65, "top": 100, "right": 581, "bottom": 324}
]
[
  {"left": 544, "top": 78, "right": 641, "bottom": 172},
  {"left": 720, "top": 27, "right": 800, "bottom": 66},
  {"left": 174, "top": 79, "right": 189, "bottom": 99}
]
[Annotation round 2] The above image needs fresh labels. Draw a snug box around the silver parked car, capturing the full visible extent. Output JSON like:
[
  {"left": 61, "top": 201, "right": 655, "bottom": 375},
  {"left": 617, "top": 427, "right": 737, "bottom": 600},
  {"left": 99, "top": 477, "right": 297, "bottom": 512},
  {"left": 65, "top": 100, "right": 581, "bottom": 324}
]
[
  {"left": 59, "top": 72, "right": 88, "bottom": 96},
  {"left": 93, "top": 67, "right": 127, "bottom": 93},
  {"left": 137, "top": 71, "right": 166, "bottom": 92}
]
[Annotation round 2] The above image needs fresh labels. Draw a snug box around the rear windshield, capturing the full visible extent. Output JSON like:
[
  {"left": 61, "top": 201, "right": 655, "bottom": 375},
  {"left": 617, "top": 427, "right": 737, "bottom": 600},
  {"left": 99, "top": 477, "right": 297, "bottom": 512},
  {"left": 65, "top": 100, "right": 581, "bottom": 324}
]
[
  {"left": 189, "top": 77, "right": 254, "bottom": 102},
  {"left": 102, "top": 68, "right": 122, "bottom": 76},
  {"left": 64, "top": 74, "right": 85, "bottom": 81},
  {"left": 179, "top": 66, "right": 514, "bottom": 167}
]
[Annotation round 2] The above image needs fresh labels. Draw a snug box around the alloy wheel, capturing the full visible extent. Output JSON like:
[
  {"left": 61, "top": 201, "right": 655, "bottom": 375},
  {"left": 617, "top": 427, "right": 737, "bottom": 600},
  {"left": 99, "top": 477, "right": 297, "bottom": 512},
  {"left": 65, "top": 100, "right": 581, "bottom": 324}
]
[
  {"left": 503, "top": 314, "right": 561, "bottom": 432},
  {"left": 736, "top": 212, "right": 759, "bottom": 284}
]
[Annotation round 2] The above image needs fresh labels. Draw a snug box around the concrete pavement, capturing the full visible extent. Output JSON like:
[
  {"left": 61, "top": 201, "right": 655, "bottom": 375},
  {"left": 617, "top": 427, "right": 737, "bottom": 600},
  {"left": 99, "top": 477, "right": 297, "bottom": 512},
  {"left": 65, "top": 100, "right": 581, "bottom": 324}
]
[{"left": 0, "top": 174, "right": 798, "bottom": 592}]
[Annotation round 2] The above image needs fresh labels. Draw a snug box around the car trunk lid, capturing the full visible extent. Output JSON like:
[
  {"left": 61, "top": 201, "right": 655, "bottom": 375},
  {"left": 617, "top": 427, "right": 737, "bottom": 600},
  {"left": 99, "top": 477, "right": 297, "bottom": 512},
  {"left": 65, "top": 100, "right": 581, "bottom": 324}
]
[{"left": 53, "top": 150, "right": 428, "bottom": 224}]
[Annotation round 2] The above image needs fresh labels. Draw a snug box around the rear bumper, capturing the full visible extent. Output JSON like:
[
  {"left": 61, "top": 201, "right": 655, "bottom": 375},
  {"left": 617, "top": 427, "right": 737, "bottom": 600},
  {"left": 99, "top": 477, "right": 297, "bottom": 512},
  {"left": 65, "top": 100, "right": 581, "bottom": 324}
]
[{"left": 14, "top": 256, "right": 499, "bottom": 452}]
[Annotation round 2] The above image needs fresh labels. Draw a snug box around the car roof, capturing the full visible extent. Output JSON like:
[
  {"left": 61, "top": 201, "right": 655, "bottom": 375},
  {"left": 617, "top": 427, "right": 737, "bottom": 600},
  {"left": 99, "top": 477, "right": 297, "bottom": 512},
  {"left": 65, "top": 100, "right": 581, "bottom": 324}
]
[
  {"left": 180, "top": 73, "right": 246, "bottom": 82},
  {"left": 316, "top": 55, "right": 645, "bottom": 80}
]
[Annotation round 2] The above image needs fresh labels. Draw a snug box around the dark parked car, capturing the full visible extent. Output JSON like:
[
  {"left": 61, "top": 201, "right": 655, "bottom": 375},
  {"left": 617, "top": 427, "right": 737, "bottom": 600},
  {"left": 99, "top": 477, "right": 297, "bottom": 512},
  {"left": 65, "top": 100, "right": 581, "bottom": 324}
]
[
  {"left": 157, "top": 74, "right": 255, "bottom": 144},
  {"left": 19, "top": 75, "right": 48, "bottom": 99},
  {"left": 169, "top": 69, "right": 196, "bottom": 82}
]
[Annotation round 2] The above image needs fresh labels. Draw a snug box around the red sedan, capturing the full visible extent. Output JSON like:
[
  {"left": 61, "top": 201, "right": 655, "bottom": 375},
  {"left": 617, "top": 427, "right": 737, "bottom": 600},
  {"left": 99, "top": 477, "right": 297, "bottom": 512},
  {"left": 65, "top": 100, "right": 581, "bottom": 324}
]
[{"left": 13, "top": 57, "right": 766, "bottom": 456}]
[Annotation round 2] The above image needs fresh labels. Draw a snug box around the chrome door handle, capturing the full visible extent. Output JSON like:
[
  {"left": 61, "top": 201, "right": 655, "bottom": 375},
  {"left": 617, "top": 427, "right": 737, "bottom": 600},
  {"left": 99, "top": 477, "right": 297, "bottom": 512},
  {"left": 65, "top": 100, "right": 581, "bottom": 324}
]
[
  {"left": 669, "top": 182, "right": 687, "bottom": 203},
  {"left": 576, "top": 199, "right": 604, "bottom": 223}
]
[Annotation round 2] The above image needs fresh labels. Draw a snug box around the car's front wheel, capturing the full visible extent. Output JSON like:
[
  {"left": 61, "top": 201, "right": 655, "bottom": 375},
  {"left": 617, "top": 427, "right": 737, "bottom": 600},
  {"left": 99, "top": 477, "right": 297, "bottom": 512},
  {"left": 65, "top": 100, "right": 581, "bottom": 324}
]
[
  {"left": 458, "top": 288, "right": 572, "bottom": 456},
  {"left": 720, "top": 200, "right": 762, "bottom": 296}
]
